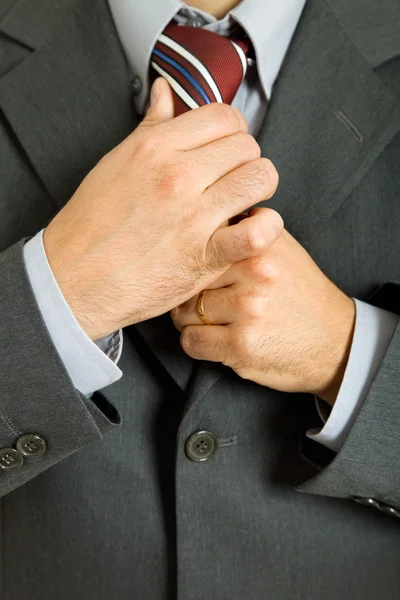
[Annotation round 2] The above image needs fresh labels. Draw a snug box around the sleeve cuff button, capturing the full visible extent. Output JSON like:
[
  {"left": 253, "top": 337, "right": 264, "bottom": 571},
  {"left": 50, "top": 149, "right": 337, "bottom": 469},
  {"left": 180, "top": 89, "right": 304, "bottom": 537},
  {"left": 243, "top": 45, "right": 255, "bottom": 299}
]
[
  {"left": 354, "top": 496, "right": 400, "bottom": 517},
  {"left": 0, "top": 448, "right": 24, "bottom": 470},
  {"left": 15, "top": 434, "right": 46, "bottom": 458}
]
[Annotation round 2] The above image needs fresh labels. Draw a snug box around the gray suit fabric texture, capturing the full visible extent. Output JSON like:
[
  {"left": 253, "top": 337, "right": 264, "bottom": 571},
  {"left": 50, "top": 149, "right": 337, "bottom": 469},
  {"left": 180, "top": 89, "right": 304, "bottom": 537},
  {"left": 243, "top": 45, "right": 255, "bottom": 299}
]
[{"left": 0, "top": 0, "right": 399, "bottom": 598}]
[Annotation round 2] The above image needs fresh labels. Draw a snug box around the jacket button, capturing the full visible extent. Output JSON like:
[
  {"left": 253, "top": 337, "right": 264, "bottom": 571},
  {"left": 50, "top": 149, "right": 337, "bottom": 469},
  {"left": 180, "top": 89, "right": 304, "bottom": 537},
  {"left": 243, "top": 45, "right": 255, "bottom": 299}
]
[
  {"left": 131, "top": 76, "right": 143, "bottom": 96},
  {"left": 353, "top": 497, "right": 380, "bottom": 509},
  {"left": 0, "top": 448, "right": 23, "bottom": 470},
  {"left": 354, "top": 496, "right": 379, "bottom": 508},
  {"left": 15, "top": 434, "right": 46, "bottom": 458},
  {"left": 185, "top": 430, "right": 218, "bottom": 462},
  {"left": 378, "top": 504, "right": 400, "bottom": 518}
]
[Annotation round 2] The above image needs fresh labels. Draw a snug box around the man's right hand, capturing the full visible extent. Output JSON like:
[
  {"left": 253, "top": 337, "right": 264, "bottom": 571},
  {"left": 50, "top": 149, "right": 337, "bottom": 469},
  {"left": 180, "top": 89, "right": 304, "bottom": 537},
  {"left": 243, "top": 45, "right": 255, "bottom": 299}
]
[{"left": 43, "top": 77, "right": 282, "bottom": 341}]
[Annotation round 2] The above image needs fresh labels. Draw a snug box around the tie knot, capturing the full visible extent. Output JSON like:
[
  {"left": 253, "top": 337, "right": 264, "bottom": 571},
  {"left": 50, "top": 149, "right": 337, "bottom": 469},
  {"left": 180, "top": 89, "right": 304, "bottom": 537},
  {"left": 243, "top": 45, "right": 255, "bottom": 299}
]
[{"left": 151, "top": 22, "right": 251, "bottom": 115}]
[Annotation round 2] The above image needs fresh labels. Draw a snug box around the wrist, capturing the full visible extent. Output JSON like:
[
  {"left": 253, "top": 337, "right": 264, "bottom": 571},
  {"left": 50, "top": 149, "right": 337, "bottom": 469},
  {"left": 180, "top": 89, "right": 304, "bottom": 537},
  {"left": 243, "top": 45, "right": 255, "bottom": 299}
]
[
  {"left": 317, "top": 364, "right": 347, "bottom": 407},
  {"left": 313, "top": 296, "right": 356, "bottom": 407},
  {"left": 43, "top": 224, "right": 104, "bottom": 341}
]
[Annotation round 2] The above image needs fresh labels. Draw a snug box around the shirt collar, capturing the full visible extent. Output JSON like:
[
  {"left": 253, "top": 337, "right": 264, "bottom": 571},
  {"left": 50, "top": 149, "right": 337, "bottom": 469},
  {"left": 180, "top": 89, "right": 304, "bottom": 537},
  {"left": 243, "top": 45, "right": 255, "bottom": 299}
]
[
  {"left": 231, "top": 0, "right": 306, "bottom": 97},
  {"left": 108, "top": 0, "right": 306, "bottom": 113}
]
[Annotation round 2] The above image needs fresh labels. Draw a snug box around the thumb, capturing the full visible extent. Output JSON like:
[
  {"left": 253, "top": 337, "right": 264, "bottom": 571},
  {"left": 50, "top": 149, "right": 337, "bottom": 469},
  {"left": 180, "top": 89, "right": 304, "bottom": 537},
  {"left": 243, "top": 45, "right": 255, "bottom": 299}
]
[{"left": 143, "top": 77, "right": 175, "bottom": 126}]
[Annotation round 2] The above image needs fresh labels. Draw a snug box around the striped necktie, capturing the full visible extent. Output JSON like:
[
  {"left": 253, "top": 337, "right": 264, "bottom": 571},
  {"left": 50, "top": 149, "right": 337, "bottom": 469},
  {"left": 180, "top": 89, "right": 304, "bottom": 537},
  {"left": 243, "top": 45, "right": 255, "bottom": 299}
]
[{"left": 151, "top": 22, "right": 251, "bottom": 115}]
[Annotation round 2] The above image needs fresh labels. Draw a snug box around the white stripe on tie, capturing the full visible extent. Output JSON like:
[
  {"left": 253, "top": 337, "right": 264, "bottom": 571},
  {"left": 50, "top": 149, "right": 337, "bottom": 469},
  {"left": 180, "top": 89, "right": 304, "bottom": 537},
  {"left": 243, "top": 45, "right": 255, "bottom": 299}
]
[
  {"left": 151, "top": 62, "right": 200, "bottom": 109},
  {"left": 158, "top": 33, "right": 223, "bottom": 103},
  {"left": 230, "top": 41, "right": 248, "bottom": 80}
]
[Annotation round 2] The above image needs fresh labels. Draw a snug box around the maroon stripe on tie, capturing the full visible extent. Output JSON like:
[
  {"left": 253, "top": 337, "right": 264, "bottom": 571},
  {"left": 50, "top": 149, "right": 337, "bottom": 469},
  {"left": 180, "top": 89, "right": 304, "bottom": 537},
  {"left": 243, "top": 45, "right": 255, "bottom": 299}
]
[
  {"left": 152, "top": 53, "right": 204, "bottom": 107},
  {"left": 155, "top": 38, "right": 219, "bottom": 104},
  {"left": 151, "top": 21, "right": 252, "bottom": 115},
  {"left": 163, "top": 24, "right": 246, "bottom": 104}
]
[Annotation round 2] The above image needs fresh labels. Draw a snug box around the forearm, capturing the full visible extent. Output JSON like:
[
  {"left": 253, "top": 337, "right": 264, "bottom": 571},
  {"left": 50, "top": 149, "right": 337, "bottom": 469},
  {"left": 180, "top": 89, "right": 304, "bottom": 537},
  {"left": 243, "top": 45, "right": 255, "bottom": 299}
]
[{"left": 0, "top": 239, "right": 121, "bottom": 497}]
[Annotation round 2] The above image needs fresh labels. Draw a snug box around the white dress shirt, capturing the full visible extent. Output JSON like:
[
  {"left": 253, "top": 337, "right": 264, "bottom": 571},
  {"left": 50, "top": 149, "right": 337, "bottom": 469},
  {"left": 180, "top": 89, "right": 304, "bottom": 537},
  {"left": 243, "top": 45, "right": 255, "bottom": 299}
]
[{"left": 23, "top": 0, "right": 399, "bottom": 452}]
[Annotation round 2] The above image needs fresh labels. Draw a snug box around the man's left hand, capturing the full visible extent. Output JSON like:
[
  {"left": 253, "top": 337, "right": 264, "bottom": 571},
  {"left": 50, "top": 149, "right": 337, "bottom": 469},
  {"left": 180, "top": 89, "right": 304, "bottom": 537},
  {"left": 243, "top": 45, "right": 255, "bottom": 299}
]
[{"left": 171, "top": 211, "right": 356, "bottom": 406}]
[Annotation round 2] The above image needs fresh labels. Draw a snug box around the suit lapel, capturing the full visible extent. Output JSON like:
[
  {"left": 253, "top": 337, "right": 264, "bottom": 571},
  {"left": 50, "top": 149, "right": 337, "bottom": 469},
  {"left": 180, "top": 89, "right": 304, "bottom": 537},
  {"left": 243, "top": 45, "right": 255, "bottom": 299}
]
[
  {"left": 258, "top": 0, "right": 400, "bottom": 246},
  {"left": 188, "top": 0, "right": 400, "bottom": 404},
  {"left": 0, "top": 0, "right": 137, "bottom": 209}
]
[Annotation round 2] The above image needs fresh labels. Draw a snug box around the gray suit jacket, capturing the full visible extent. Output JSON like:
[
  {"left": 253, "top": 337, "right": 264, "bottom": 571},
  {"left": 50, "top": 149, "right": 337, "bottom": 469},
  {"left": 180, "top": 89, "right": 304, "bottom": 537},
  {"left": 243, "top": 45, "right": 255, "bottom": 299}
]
[{"left": 0, "top": 0, "right": 399, "bottom": 598}]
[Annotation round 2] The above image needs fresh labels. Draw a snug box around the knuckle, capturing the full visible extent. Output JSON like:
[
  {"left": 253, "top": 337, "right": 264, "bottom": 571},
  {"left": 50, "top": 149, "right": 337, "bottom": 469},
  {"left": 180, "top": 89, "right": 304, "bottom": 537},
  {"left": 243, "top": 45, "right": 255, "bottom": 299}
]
[
  {"left": 264, "top": 208, "right": 284, "bottom": 240},
  {"left": 181, "top": 328, "right": 202, "bottom": 356},
  {"left": 237, "top": 294, "right": 264, "bottom": 318},
  {"left": 247, "top": 257, "right": 273, "bottom": 280},
  {"left": 170, "top": 306, "right": 181, "bottom": 323},
  {"left": 250, "top": 137, "right": 262, "bottom": 159},
  {"left": 234, "top": 132, "right": 261, "bottom": 160},
  {"left": 236, "top": 210, "right": 284, "bottom": 258},
  {"left": 235, "top": 294, "right": 250, "bottom": 315},
  {"left": 247, "top": 296, "right": 265, "bottom": 317},
  {"left": 245, "top": 221, "right": 265, "bottom": 254},
  {"left": 159, "top": 164, "right": 189, "bottom": 197},
  {"left": 136, "top": 133, "right": 162, "bottom": 157},
  {"left": 180, "top": 329, "right": 194, "bottom": 354},
  {"left": 259, "top": 158, "right": 279, "bottom": 197},
  {"left": 247, "top": 257, "right": 267, "bottom": 278},
  {"left": 265, "top": 262, "right": 280, "bottom": 280},
  {"left": 213, "top": 103, "right": 243, "bottom": 132}
]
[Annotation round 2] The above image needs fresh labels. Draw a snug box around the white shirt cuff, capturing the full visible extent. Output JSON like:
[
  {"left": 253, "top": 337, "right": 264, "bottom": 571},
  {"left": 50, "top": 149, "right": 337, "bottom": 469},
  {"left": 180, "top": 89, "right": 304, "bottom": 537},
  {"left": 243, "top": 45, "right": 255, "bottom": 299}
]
[
  {"left": 23, "top": 230, "right": 123, "bottom": 396},
  {"left": 307, "top": 298, "right": 399, "bottom": 453}
]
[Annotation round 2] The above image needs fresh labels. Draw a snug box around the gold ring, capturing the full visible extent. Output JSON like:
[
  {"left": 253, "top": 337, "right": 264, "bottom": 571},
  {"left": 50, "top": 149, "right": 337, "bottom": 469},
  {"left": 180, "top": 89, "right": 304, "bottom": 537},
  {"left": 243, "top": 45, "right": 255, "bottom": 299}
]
[{"left": 196, "top": 290, "right": 213, "bottom": 325}]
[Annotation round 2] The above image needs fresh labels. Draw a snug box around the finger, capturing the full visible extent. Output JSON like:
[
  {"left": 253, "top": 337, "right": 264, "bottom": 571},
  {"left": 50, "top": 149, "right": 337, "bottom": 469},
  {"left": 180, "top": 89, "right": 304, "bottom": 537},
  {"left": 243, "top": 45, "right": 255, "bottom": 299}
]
[
  {"left": 204, "top": 158, "right": 279, "bottom": 226},
  {"left": 187, "top": 133, "right": 261, "bottom": 192},
  {"left": 144, "top": 102, "right": 248, "bottom": 151},
  {"left": 171, "top": 287, "right": 239, "bottom": 330},
  {"left": 206, "top": 207, "right": 283, "bottom": 270},
  {"left": 141, "top": 78, "right": 176, "bottom": 125},
  {"left": 180, "top": 324, "right": 232, "bottom": 362},
  {"left": 208, "top": 212, "right": 248, "bottom": 239}
]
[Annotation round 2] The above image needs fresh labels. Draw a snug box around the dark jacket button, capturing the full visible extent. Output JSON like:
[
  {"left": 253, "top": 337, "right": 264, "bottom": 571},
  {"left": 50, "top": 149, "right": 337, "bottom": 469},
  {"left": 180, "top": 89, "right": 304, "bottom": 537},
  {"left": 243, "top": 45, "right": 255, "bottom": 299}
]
[
  {"left": 185, "top": 430, "right": 218, "bottom": 462},
  {"left": 131, "top": 76, "right": 143, "bottom": 96},
  {"left": 0, "top": 448, "right": 24, "bottom": 470},
  {"left": 353, "top": 497, "right": 380, "bottom": 509},
  {"left": 16, "top": 433, "right": 46, "bottom": 458},
  {"left": 378, "top": 504, "right": 400, "bottom": 518}
]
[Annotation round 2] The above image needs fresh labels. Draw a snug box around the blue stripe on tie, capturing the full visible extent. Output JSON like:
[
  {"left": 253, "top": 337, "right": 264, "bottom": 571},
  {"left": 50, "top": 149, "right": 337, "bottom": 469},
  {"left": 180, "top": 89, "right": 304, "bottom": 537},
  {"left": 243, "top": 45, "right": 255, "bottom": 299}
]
[{"left": 152, "top": 48, "right": 211, "bottom": 105}]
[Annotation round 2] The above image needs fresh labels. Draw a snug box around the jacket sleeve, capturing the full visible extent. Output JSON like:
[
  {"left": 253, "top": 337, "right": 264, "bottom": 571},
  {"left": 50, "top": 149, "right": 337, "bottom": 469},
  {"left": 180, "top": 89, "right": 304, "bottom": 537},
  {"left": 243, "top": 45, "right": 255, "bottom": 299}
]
[
  {"left": 297, "top": 282, "right": 400, "bottom": 518},
  {"left": 0, "top": 238, "right": 121, "bottom": 497}
]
